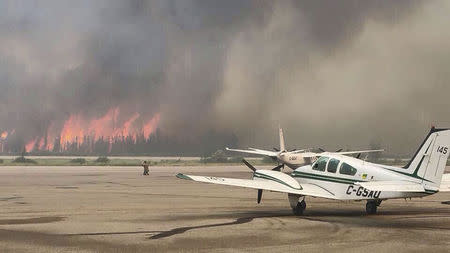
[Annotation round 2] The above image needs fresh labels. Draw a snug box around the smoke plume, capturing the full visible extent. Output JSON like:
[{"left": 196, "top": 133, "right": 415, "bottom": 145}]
[{"left": 0, "top": 0, "right": 449, "bottom": 155}]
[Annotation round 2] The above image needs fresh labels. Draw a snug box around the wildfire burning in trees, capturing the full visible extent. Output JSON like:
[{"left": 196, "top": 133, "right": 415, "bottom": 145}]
[
  {"left": 0, "top": 130, "right": 12, "bottom": 153},
  {"left": 143, "top": 114, "right": 160, "bottom": 138},
  {"left": 24, "top": 108, "right": 160, "bottom": 152},
  {"left": 25, "top": 138, "right": 38, "bottom": 153}
]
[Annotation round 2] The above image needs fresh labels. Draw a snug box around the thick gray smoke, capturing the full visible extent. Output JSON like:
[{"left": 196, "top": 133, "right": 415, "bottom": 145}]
[{"left": 0, "top": 0, "right": 449, "bottom": 155}]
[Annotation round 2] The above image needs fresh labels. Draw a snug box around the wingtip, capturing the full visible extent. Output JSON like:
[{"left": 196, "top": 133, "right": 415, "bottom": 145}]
[{"left": 176, "top": 173, "right": 192, "bottom": 180}]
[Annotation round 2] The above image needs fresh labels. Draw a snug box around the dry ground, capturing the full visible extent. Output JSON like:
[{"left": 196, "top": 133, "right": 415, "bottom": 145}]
[{"left": 0, "top": 165, "right": 449, "bottom": 252}]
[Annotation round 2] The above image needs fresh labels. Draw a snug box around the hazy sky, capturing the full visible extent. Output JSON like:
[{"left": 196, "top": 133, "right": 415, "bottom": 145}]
[{"left": 1, "top": 0, "right": 449, "bottom": 155}]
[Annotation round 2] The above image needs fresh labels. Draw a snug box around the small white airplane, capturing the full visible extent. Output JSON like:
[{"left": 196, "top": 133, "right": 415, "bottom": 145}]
[
  {"left": 226, "top": 128, "right": 383, "bottom": 170},
  {"left": 177, "top": 127, "right": 450, "bottom": 215}
]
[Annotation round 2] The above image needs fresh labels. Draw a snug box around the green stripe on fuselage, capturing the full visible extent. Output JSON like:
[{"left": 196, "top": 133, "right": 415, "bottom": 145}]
[{"left": 291, "top": 171, "right": 362, "bottom": 185}]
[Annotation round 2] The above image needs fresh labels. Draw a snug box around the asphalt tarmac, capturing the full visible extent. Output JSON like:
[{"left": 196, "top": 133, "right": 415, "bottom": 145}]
[{"left": 0, "top": 165, "right": 449, "bottom": 252}]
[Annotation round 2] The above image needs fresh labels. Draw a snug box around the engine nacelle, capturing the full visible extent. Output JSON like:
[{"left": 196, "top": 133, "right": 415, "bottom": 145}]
[{"left": 253, "top": 169, "right": 301, "bottom": 190}]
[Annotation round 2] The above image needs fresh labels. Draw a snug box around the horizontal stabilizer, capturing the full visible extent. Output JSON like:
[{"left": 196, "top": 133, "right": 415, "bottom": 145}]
[
  {"left": 286, "top": 149, "right": 306, "bottom": 154},
  {"left": 226, "top": 147, "right": 278, "bottom": 157},
  {"left": 355, "top": 181, "right": 425, "bottom": 192}
]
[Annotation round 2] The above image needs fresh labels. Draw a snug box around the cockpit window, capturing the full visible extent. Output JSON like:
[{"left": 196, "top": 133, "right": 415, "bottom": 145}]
[
  {"left": 339, "top": 162, "right": 357, "bottom": 176},
  {"left": 312, "top": 157, "right": 328, "bottom": 172},
  {"left": 327, "top": 158, "right": 339, "bottom": 173}
]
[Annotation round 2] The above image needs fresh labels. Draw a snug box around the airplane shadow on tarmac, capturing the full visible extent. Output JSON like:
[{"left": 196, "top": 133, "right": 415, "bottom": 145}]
[
  {"left": 63, "top": 211, "right": 290, "bottom": 239},
  {"left": 147, "top": 206, "right": 450, "bottom": 239},
  {"left": 62, "top": 206, "right": 450, "bottom": 240}
]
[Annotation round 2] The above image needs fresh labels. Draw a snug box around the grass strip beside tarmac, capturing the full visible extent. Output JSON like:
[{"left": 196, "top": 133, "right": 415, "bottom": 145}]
[{"left": 0, "top": 157, "right": 271, "bottom": 167}]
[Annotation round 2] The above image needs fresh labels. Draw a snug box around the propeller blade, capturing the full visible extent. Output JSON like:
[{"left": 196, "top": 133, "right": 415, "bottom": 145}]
[
  {"left": 273, "top": 147, "right": 280, "bottom": 152},
  {"left": 257, "top": 189, "right": 263, "bottom": 204},
  {"left": 272, "top": 164, "right": 284, "bottom": 172},
  {"left": 242, "top": 159, "right": 256, "bottom": 172},
  {"left": 318, "top": 147, "right": 326, "bottom": 152},
  {"left": 335, "top": 148, "right": 343, "bottom": 152},
  {"left": 356, "top": 153, "right": 362, "bottom": 159}
]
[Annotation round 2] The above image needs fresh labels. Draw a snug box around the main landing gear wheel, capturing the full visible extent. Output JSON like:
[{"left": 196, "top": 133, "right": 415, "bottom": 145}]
[
  {"left": 366, "top": 200, "right": 381, "bottom": 215},
  {"left": 292, "top": 200, "right": 306, "bottom": 216}
]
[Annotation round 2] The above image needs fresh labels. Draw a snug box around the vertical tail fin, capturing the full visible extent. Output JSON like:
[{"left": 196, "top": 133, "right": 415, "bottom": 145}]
[
  {"left": 405, "top": 127, "right": 450, "bottom": 190},
  {"left": 279, "top": 127, "right": 286, "bottom": 152}
]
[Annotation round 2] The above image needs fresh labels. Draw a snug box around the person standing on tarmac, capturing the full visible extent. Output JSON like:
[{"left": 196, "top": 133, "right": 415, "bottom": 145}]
[{"left": 142, "top": 160, "right": 149, "bottom": 175}]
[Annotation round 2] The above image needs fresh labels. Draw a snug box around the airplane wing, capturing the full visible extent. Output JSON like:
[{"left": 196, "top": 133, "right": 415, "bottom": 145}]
[
  {"left": 288, "top": 149, "right": 306, "bottom": 154},
  {"left": 176, "top": 173, "right": 337, "bottom": 199},
  {"left": 335, "top": 149, "right": 384, "bottom": 155},
  {"left": 250, "top": 147, "right": 307, "bottom": 154},
  {"left": 226, "top": 147, "right": 278, "bottom": 157},
  {"left": 355, "top": 181, "right": 425, "bottom": 192},
  {"left": 440, "top": 174, "right": 450, "bottom": 192},
  {"left": 300, "top": 150, "right": 384, "bottom": 158}
]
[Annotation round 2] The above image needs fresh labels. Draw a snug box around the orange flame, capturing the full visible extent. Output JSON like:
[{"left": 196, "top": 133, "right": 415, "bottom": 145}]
[
  {"left": 38, "top": 137, "right": 45, "bottom": 150},
  {"left": 45, "top": 123, "right": 57, "bottom": 151},
  {"left": 25, "top": 138, "right": 38, "bottom": 152},
  {"left": 88, "top": 107, "right": 119, "bottom": 141},
  {"left": 60, "top": 114, "right": 85, "bottom": 145},
  {"left": 143, "top": 113, "right": 160, "bottom": 138},
  {"left": 24, "top": 108, "right": 160, "bottom": 152},
  {"left": 1, "top": 131, "right": 8, "bottom": 139},
  {"left": 118, "top": 112, "right": 140, "bottom": 140}
]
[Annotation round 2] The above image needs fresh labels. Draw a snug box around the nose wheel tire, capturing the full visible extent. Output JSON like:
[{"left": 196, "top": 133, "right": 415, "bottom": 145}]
[{"left": 292, "top": 200, "right": 306, "bottom": 216}]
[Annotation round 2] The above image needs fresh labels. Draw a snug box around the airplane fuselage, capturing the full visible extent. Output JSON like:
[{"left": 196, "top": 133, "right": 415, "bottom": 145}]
[
  {"left": 291, "top": 153, "right": 431, "bottom": 200},
  {"left": 278, "top": 152, "right": 316, "bottom": 170}
]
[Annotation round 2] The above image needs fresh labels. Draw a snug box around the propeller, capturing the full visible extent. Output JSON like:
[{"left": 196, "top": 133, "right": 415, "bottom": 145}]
[
  {"left": 318, "top": 147, "right": 326, "bottom": 152},
  {"left": 356, "top": 153, "right": 362, "bottom": 159},
  {"left": 242, "top": 159, "right": 284, "bottom": 204},
  {"left": 242, "top": 159, "right": 264, "bottom": 204},
  {"left": 257, "top": 189, "right": 263, "bottom": 204},
  {"left": 273, "top": 147, "right": 280, "bottom": 152},
  {"left": 242, "top": 159, "right": 256, "bottom": 172}
]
